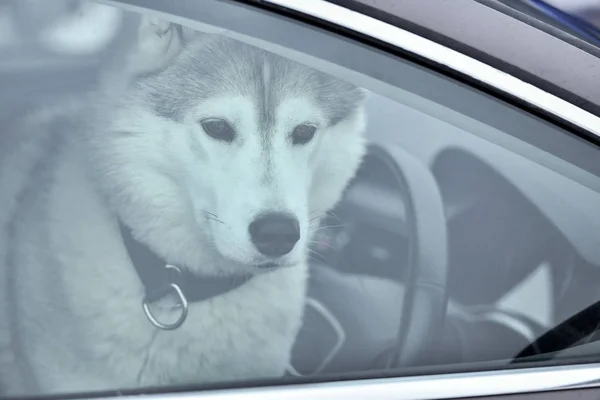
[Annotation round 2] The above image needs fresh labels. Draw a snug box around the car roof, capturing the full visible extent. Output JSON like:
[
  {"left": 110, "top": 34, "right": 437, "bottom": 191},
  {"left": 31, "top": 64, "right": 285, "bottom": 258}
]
[
  {"left": 332, "top": 0, "right": 600, "bottom": 117},
  {"left": 494, "top": 0, "right": 600, "bottom": 47}
]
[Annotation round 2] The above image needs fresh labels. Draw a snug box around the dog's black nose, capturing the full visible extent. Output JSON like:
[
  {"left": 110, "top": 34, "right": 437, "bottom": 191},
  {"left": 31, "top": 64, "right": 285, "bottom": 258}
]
[{"left": 249, "top": 213, "right": 300, "bottom": 257}]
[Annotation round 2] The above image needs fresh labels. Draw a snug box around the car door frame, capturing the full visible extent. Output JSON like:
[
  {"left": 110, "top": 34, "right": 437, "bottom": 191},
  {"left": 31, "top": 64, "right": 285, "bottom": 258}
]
[{"left": 80, "top": 0, "right": 600, "bottom": 398}]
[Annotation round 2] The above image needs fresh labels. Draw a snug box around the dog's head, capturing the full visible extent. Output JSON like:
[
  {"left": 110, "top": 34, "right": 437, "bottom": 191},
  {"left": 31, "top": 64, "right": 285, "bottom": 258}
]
[{"left": 89, "top": 18, "right": 367, "bottom": 275}]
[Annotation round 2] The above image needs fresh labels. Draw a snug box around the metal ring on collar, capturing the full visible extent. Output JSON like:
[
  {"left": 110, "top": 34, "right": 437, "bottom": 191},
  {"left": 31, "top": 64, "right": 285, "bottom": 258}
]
[{"left": 142, "top": 282, "right": 189, "bottom": 331}]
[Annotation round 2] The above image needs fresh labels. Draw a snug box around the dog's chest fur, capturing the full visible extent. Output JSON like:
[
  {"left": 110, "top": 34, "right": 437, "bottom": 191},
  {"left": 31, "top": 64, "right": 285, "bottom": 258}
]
[{"left": 0, "top": 120, "right": 307, "bottom": 396}]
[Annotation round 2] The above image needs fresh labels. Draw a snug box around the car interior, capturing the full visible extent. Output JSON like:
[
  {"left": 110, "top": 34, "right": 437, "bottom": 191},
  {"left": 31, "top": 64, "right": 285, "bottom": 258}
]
[
  {"left": 290, "top": 90, "right": 600, "bottom": 375},
  {"left": 2, "top": 0, "right": 600, "bottom": 388}
]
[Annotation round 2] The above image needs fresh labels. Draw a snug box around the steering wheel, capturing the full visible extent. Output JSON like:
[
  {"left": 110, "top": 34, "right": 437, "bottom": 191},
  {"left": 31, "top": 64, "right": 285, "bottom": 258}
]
[{"left": 291, "top": 143, "right": 449, "bottom": 374}]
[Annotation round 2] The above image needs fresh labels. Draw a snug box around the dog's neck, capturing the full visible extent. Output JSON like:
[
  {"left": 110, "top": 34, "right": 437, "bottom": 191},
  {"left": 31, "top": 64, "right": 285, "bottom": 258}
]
[{"left": 118, "top": 221, "right": 253, "bottom": 306}]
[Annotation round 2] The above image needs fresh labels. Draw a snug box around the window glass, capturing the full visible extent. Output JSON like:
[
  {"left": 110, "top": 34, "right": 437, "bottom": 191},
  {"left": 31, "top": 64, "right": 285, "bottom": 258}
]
[{"left": 1, "top": 0, "right": 600, "bottom": 398}]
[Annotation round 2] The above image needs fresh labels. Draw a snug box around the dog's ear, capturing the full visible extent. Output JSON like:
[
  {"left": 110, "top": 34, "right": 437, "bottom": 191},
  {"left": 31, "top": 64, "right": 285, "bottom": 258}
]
[
  {"left": 359, "top": 87, "right": 371, "bottom": 101},
  {"left": 97, "top": 14, "right": 207, "bottom": 90},
  {"left": 126, "top": 16, "right": 187, "bottom": 75},
  {"left": 124, "top": 16, "right": 206, "bottom": 78}
]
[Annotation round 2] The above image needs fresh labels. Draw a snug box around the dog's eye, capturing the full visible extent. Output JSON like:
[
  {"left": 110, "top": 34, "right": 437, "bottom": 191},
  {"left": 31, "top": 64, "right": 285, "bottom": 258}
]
[
  {"left": 200, "top": 118, "right": 235, "bottom": 142},
  {"left": 292, "top": 124, "right": 316, "bottom": 145}
]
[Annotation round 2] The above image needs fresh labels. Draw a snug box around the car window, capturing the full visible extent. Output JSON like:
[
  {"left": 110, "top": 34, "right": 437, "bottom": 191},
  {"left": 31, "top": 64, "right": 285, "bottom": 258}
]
[{"left": 1, "top": 0, "right": 600, "bottom": 399}]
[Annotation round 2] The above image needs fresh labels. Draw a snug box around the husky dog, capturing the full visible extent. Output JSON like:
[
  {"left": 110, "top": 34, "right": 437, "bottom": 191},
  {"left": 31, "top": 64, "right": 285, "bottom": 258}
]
[{"left": 0, "top": 16, "right": 367, "bottom": 396}]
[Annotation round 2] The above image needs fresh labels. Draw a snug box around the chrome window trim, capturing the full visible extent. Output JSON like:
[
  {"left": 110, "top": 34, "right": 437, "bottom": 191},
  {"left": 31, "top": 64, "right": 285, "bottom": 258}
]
[
  {"left": 266, "top": 0, "right": 600, "bottom": 138},
  {"left": 103, "top": 363, "right": 600, "bottom": 399}
]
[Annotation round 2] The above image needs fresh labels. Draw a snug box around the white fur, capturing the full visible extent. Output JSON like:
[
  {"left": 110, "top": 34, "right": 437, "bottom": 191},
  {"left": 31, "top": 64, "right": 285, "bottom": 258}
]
[{"left": 0, "top": 16, "right": 366, "bottom": 396}]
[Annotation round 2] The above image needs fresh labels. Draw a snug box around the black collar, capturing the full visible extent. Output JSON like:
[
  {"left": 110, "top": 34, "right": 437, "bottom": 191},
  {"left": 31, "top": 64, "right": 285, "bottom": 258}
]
[{"left": 119, "top": 221, "right": 253, "bottom": 305}]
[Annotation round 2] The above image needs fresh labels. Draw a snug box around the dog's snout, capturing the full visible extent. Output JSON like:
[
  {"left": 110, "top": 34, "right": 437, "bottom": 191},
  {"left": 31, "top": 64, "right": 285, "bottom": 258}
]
[{"left": 249, "top": 213, "right": 300, "bottom": 257}]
